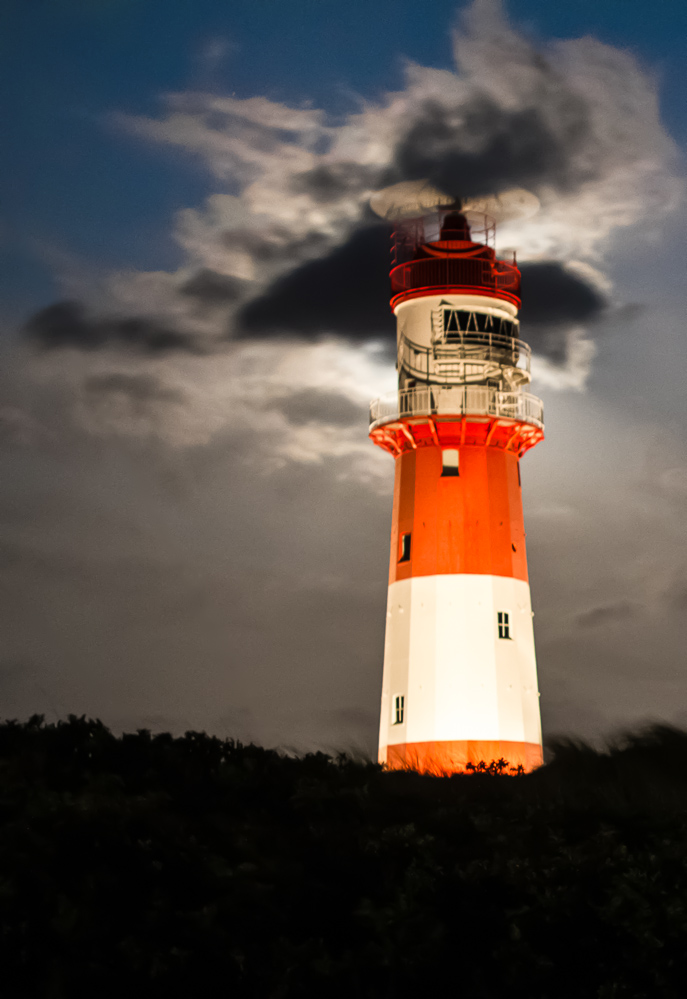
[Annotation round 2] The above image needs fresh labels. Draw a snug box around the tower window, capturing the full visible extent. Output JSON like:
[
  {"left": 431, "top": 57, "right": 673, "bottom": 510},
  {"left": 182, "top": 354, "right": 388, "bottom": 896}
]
[
  {"left": 442, "top": 449, "right": 459, "bottom": 476},
  {"left": 498, "top": 611, "right": 511, "bottom": 640},
  {"left": 392, "top": 694, "right": 405, "bottom": 725},
  {"left": 399, "top": 533, "right": 411, "bottom": 562},
  {"left": 440, "top": 310, "right": 515, "bottom": 338},
  {"left": 443, "top": 309, "right": 461, "bottom": 333},
  {"left": 517, "top": 463, "right": 521, "bottom": 487}
]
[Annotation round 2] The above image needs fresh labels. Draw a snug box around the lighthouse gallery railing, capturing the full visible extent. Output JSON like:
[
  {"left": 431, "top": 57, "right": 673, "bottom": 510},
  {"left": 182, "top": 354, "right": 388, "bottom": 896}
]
[
  {"left": 369, "top": 386, "right": 544, "bottom": 431},
  {"left": 390, "top": 257, "right": 520, "bottom": 296},
  {"left": 398, "top": 331, "right": 531, "bottom": 382}
]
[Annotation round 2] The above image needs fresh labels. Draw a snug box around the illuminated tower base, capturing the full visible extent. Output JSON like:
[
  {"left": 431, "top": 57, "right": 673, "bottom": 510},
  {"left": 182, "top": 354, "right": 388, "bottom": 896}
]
[{"left": 371, "top": 415, "right": 543, "bottom": 773}]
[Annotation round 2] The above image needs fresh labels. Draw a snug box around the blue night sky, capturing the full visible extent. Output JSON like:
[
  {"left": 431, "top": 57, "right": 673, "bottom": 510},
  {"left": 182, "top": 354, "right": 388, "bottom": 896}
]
[{"left": 1, "top": 0, "right": 687, "bottom": 751}]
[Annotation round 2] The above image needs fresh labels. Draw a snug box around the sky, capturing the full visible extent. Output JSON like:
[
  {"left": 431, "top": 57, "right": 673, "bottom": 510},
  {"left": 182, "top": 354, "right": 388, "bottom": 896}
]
[{"left": 1, "top": 0, "right": 687, "bottom": 754}]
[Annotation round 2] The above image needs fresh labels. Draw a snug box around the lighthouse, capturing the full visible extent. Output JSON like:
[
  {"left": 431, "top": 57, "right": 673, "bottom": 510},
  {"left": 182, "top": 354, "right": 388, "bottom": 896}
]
[{"left": 369, "top": 183, "right": 544, "bottom": 774}]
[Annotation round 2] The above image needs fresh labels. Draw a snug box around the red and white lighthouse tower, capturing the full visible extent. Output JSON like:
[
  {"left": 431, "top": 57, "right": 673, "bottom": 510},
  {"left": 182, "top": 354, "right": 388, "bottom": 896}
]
[{"left": 369, "top": 183, "right": 544, "bottom": 774}]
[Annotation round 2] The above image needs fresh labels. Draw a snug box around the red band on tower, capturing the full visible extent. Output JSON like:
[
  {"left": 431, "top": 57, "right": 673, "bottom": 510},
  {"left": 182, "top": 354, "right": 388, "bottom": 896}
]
[{"left": 387, "top": 444, "right": 529, "bottom": 585}]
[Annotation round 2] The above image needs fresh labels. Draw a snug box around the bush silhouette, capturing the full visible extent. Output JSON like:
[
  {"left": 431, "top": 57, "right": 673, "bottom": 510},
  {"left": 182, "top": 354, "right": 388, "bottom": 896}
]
[
  {"left": 464, "top": 757, "right": 525, "bottom": 775},
  {"left": 0, "top": 715, "right": 686, "bottom": 997}
]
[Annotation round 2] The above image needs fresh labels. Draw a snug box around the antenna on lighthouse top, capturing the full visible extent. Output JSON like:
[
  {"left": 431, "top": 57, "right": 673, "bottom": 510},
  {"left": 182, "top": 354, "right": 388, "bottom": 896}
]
[
  {"left": 462, "top": 188, "right": 540, "bottom": 224},
  {"left": 369, "top": 181, "right": 457, "bottom": 220},
  {"left": 369, "top": 180, "right": 540, "bottom": 223}
]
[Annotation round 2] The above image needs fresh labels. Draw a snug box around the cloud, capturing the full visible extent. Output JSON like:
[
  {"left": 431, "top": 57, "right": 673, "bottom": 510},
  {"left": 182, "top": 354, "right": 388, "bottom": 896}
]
[
  {"left": 518, "top": 260, "right": 608, "bottom": 374},
  {"left": 386, "top": 0, "right": 677, "bottom": 211},
  {"left": 289, "top": 163, "right": 383, "bottom": 204},
  {"left": 392, "top": 93, "right": 593, "bottom": 199},
  {"left": 76, "top": 370, "right": 196, "bottom": 446},
  {"left": 273, "top": 388, "right": 367, "bottom": 428},
  {"left": 0, "top": 406, "right": 50, "bottom": 448},
  {"left": 519, "top": 262, "right": 606, "bottom": 327},
  {"left": 237, "top": 225, "right": 394, "bottom": 341},
  {"left": 112, "top": 0, "right": 680, "bottom": 272},
  {"left": 237, "top": 227, "right": 607, "bottom": 374},
  {"left": 113, "top": 94, "right": 327, "bottom": 185},
  {"left": 4, "top": 0, "right": 687, "bottom": 756},
  {"left": 575, "top": 601, "right": 639, "bottom": 629},
  {"left": 84, "top": 372, "right": 187, "bottom": 405},
  {"left": 49, "top": 335, "right": 392, "bottom": 455},
  {"left": 178, "top": 269, "right": 248, "bottom": 304},
  {"left": 24, "top": 301, "right": 204, "bottom": 355},
  {"left": 16, "top": 0, "right": 682, "bottom": 452}
]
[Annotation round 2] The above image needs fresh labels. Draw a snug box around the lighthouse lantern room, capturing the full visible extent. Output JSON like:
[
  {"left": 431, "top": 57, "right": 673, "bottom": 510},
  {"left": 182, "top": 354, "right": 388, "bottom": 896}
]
[{"left": 369, "top": 183, "right": 545, "bottom": 774}]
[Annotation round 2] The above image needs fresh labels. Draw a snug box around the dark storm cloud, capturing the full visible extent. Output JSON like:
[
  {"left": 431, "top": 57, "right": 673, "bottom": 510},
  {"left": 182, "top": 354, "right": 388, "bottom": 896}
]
[
  {"left": 179, "top": 269, "right": 247, "bottom": 304},
  {"left": 519, "top": 263, "right": 606, "bottom": 326},
  {"left": 289, "top": 163, "right": 383, "bottom": 204},
  {"left": 24, "top": 301, "right": 203, "bottom": 355},
  {"left": 392, "top": 94, "right": 594, "bottom": 199},
  {"left": 276, "top": 389, "right": 367, "bottom": 428},
  {"left": 518, "top": 261, "right": 607, "bottom": 362},
  {"left": 237, "top": 225, "right": 394, "bottom": 341},
  {"left": 238, "top": 224, "right": 606, "bottom": 361},
  {"left": 575, "top": 601, "right": 638, "bottom": 629}
]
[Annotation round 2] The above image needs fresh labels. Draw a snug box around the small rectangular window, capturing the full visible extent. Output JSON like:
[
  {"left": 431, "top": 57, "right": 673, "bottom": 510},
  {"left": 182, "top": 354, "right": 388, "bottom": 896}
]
[
  {"left": 442, "top": 449, "right": 459, "bottom": 477},
  {"left": 392, "top": 694, "right": 405, "bottom": 725},
  {"left": 399, "top": 533, "right": 411, "bottom": 562},
  {"left": 517, "top": 462, "right": 521, "bottom": 487},
  {"left": 498, "top": 611, "right": 510, "bottom": 640}
]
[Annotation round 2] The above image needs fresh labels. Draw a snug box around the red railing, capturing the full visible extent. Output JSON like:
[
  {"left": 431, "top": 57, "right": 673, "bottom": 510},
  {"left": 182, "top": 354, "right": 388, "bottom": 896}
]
[
  {"left": 391, "top": 211, "right": 497, "bottom": 265},
  {"left": 390, "top": 257, "right": 520, "bottom": 297}
]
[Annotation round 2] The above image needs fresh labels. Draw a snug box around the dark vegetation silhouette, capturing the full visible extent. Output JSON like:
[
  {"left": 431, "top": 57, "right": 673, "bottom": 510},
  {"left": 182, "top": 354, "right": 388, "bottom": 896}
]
[{"left": 2, "top": 715, "right": 687, "bottom": 998}]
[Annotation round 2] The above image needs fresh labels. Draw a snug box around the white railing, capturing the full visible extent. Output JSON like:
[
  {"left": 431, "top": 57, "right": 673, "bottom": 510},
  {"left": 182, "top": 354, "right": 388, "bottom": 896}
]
[
  {"left": 398, "top": 332, "right": 531, "bottom": 383},
  {"left": 369, "top": 386, "right": 544, "bottom": 431}
]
